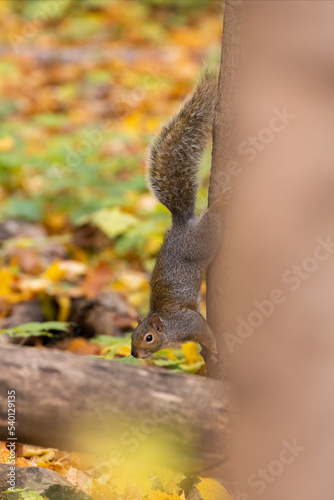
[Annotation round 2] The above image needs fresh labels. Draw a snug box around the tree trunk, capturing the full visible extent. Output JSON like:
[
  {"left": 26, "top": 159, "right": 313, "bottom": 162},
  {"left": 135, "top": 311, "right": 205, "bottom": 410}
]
[
  {"left": 208, "top": 0, "right": 334, "bottom": 498},
  {"left": 0, "top": 346, "right": 229, "bottom": 478},
  {"left": 207, "top": 0, "right": 243, "bottom": 379}
]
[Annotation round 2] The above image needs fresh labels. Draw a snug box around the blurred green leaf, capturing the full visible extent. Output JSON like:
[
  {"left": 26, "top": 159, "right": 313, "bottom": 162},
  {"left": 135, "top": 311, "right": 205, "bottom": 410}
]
[
  {"left": 4, "top": 197, "right": 43, "bottom": 221},
  {"left": 0, "top": 321, "right": 71, "bottom": 338},
  {"left": 113, "top": 355, "right": 142, "bottom": 366},
  {"left": 86, "top": 208, "right": 138, "bottom": 238}
]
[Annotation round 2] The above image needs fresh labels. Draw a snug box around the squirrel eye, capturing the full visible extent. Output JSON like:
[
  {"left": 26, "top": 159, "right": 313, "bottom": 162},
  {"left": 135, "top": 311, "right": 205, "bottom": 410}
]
[{"left": 145, "top": 334, "right": 153, "bottom": 343}]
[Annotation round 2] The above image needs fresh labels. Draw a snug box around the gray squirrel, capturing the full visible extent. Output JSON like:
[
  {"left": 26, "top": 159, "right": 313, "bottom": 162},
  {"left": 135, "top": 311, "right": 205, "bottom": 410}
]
[{"left": 131, "top": 72, "right": 225, "bottom": 362}]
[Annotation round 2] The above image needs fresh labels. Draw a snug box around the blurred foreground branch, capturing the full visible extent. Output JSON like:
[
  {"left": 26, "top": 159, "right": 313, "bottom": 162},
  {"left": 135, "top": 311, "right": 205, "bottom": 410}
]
[{"left": 0, "top": 346, "right": 229, "bottom": 478}]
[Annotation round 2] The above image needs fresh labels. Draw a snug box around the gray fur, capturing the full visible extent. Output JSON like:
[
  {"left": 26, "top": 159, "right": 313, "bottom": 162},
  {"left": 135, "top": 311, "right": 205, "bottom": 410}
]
[
  {"left": 148, "top": 71, "right": 217, "bottom": 225},
  {"left": 131, "top": 72, "right": 223, "bottom": 362}
]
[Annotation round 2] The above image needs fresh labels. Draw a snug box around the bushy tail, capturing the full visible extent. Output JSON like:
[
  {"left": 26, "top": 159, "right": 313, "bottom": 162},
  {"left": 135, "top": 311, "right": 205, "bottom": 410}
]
[{"left": 147, "top": 71, "right": 217, "bottom": 224}]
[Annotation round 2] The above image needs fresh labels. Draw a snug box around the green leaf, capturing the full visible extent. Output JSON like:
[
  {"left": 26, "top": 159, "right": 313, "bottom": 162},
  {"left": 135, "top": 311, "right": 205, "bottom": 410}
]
[
  {"left": 0, "top": 321, "right": 71, "bottom": 338},
  {"left": 3, "top": 488, "right": 45, "bottom": 499},
  {"left": 0, "top": 99, "right": 22, "bottom": 118},
  {"left": 4, "top": 197, "right": 43, "bottom": 221},
  {"left": 93, "top": 335, "right": 130, "bottom": 347},
  {"left": 88, "top": 208, "right": 138, "bottom": 238},
  {"left": 180, "top": 360, "right": 205, "bottom": 373},
  {"left": 33, "top": 113, "right": 69, "bottom": 129},
  {"left": 94, "top": 335, "right": 131, "bottom": 359},
  {"left": 152, "top": 359, "right": 184, "bottom": 368},
  {"left": 113, "top": 355, "right": 142, "bottom": 366}
]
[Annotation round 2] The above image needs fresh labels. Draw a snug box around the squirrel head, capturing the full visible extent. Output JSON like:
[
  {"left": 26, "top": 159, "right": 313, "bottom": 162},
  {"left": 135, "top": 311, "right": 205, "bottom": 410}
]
[{"left": 131, "top": 313, "right": 164, "bottom": 358}]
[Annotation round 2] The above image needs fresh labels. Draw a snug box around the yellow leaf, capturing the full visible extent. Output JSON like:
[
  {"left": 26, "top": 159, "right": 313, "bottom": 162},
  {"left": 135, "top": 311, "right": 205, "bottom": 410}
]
[
  {"left": 147, "top": 234, "right": 163, "bottom": 255},
  {"left": 115, "top": 345, "right": 131, "bottom": 357},
  {"left": 110, "top": 462, "right": 152, "bottom": 496},
  {"left": 0, "top": 268, "right": 14, "bottom": 298},
  {"left": 118, "top": 270, "right": 149, "bottom": 292},
  {"left": 146, "top": 116, "right": 163, "bottom": 133},
  {"left": 165, "top": 349, "right": 176, "bottom": 361},
  {"left": 0, "top": 449, "right": 9, "bottom": 464},
  {"left": 124, "top": 112, "right": 141, "bottom": 131},
  {"left": 44, "top": 261, "right": 67, "bottom": 282},
  {"left": 91, "top": 208, "right": 137, "bottom": 238},
  {"left": 147, "top": 490, "right": 185, "bottom": 500},
  {"left": 182, "top": 342, "right": 202, "bottom": 365},
  {"left": 91, "top": 481, "right": 114, "bottom": 499},
  {"left": 56, "top": 295, "right": 71, "bottom": 322},
  {"left": 44, "top": 212, "right": 67, "bottom": 232},
  {"left": 15, "top": 456, "right": 32, "bottom": 468},
  {"left": 24, "top": 447, "right": 55, "bottom": 464},
  {"left": 157, "top": 468, "right": 185, "bottom": 494},
  {"left": 0, "top": 448, "right": 31, "bottom": 468},
  {"left": 127, "top": 291, "right": 149, "bottom": 309},
  {"left": 196, "top": 478, "right": 232, "bottom": 500},
  {"left": 0, "top": 136, "right": 14, "bottom": 152}
]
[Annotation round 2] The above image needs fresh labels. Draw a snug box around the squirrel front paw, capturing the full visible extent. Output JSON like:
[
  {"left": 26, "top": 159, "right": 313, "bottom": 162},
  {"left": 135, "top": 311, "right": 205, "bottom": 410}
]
[{"left": 200, "top": 345, "right": 219, "bottom": 364}]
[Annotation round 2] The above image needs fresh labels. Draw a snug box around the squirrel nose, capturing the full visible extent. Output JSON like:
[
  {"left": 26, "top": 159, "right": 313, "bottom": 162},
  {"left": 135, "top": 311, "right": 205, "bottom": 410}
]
[{"left": 131, "top": 348, "right": 138, "bottom": 358}]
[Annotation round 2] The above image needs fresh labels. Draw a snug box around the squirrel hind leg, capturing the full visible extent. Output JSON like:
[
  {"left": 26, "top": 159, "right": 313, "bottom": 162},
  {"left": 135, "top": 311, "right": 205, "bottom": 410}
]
[
  {"left": 181, "top": 191, "right": 228, "bottom": 265},
  {"left": 188, "top": 312, "right": 218, "bottom": 363}
]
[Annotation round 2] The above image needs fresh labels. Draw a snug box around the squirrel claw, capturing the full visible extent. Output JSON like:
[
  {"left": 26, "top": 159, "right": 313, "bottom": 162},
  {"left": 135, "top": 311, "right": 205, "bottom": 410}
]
[
  {"left": 202, "top": 346, "right": 219, "bottom": 365},
  {"left": 210, "top": 352, "right": 219, "bottom": 365}
]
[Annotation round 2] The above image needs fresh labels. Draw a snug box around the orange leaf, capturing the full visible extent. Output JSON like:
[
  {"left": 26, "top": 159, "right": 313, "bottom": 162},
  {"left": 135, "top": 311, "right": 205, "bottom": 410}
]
[{"left": 67, "top": 338, "right": 101, "bottom": 356}]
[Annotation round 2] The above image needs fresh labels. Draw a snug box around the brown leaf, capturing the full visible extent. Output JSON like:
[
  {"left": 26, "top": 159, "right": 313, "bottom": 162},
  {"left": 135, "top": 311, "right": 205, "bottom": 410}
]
[
  {"left": 80, "top": 261, "right": 114, "bottom": 298},
  {"left": 15, "top": 248, "right": 43, "bottom": 275}
]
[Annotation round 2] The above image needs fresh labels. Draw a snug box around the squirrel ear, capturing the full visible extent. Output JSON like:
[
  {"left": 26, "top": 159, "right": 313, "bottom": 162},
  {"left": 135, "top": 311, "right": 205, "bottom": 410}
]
[{"left": 151, "top": 313, "right": 163, "bottom": 333}]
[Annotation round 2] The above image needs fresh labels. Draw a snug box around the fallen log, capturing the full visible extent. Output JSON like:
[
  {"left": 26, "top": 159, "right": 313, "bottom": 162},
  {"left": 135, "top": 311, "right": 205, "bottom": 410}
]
[{"left": 0, "top": 346, "right": 229, "bottom": 476}]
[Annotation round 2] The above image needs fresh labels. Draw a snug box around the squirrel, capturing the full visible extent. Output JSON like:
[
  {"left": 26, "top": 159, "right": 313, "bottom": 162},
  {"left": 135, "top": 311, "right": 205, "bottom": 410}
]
[{"left": 131, "top": 71, "right": 225, "bottom": 363}]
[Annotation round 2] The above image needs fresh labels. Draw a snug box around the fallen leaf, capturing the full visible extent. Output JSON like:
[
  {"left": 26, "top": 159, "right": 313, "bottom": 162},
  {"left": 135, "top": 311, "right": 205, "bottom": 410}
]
[
  {"left": 65, "top": 465, "right": 79, "bottom": 485},
  {"left": 15, "top": 248, "right": 42, "bottom": 275},
  {"left": 115, "top": 345, "right": 131, "bottom": 357},
  {"left": 56, "top": 295, "right": 71, "bottom": 322},
  {"left": 146, "top": 490, "right": 185, "bottom": 500},
  {"left": 70, "top": 451, "right": 96, "bottom": 471},
  {"left": 91, "top": 207, "right": 138, "bottom": 238},
  {"left": 0, "top": 268, "right": 14, "bottom": 298},
  {"left": 182, "top": 342, "right": 202, "bottom": 365},
  {"left": 58, "top": 260, "right": 87, "bottom": 280},
  {"left": 196, "top": 477, "right": 232, "bottom": 500},
  {"left": 81, "top": 261, "right": 114, "bottom": 298},
  {"left": 44, "top": 261, "right": 67, "bottom": 282},
  {"left": 67, "top": 337, "right": 101, "bottom": 356},
  {"left": 0, "top": 447, "right": 32, "bottom": 468},
  {"left": 157, "top": 468, "right": 185, "bottom": 494},
  {"left": 116, "top": 270, "right": 149, "bottom": 292}
]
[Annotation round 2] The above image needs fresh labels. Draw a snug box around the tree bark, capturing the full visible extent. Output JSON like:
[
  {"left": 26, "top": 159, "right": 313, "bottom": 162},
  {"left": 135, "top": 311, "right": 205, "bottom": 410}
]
[
  {"left": 207, "top": 0, "right": 243, "bottom": 379},
  {"left": 0, "top": 346, "right": 229, "bottom": 477},
  {"left": 208, "top": 1, "right": 334, "bottom": 498}
]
